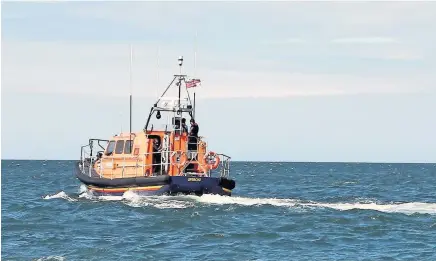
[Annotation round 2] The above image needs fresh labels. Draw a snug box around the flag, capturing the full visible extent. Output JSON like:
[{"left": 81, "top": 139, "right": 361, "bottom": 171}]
[
  {"left": 192, "top": 79, "right": 201, "bottom": 84},
  {"left": 186, "top": 78, "right": 201, "bottom": 88},
  {"left": 186, "top": 81, "right": 197, "bottom": 88}
]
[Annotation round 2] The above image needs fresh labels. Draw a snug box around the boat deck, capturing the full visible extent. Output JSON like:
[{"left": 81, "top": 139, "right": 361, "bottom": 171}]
[{"left": 79, "top": 159, "right": 171, "bottom": 179}]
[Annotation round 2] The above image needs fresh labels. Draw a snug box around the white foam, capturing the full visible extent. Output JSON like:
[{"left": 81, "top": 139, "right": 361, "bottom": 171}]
[
  {"left": 78, "top": 184, "right": 88, "bottom": 194},
  {"left": 35, "top": 256, "right": 65, "bottom": 261},
  {"left": 308, "top": 201, "right": 436, "bottom": 215},
  {"left": 194, "top": 195, "right": 436, "bottom": 215},
  {"left": 76, "top": 186, "right": 125, "bottom": 201},
  {"left": 43, "top": 191, "right": 77, "bottom": 202},
  {"left": 42, "top": 187, "right": 436, "bottom": 215},
  {"left": 190, "top": 194, "right": 298, "bottom": 207},
  {"left": 123, "top": 192, "right": 194, "bottom": 209}
]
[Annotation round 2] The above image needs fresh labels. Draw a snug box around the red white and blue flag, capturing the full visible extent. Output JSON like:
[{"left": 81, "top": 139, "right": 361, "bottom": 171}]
[{"left": 186, "top": 78, "right": 201, "bottom": 88}]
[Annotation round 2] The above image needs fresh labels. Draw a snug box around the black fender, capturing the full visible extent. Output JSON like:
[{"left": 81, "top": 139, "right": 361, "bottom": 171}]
[
  {"left": 74, "top": 161, "right": 171, "bottom": 188},
  {"left": 219, "top": 177, "right": 236, "bottom": 190}
]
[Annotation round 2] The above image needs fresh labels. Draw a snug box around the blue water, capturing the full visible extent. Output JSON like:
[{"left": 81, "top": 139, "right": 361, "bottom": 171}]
[{"left": 2, "top": 160, "right": 436, "bottom": 261}]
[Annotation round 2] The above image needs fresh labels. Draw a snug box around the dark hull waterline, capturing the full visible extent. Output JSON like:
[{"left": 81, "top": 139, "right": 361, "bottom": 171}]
[{"left": 74, "top": 161, "right": 236, "bottom": 196}]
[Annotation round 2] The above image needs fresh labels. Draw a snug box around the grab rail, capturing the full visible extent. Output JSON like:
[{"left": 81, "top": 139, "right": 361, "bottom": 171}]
[{"left": 79, "top": 137, "right": 231, "bottom": 179}]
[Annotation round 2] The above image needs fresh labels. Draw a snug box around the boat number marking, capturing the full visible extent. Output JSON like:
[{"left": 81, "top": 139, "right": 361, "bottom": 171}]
[{"left": 188, "top": 178, "right": 201, "bottom": 182}]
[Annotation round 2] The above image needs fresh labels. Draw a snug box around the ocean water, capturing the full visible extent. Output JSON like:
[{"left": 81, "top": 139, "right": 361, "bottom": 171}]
[{"left": 2, "top": 160, "right": 436, "bottom": 261}]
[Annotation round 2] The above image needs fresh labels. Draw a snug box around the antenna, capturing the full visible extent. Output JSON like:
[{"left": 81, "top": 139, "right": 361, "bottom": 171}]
[
  {"left": 129, "top": 44, "right": 133, "bottom": 147},
  {"left": 120, "top": 112, "right": 123, "bottom": 134},
  {"left": 178, "top": 56, "right": 183, "bottom": 108},
  {"left": 157, "top": 46, "right": 160, "bottom": 98},
  {"left": 193, "top": 31, "right": 198, "bottom": 119},
  {"left": 178, "top": 55, "right": 183, "bottom": 74},
  {"left": 194, "top": 31, "right": 197, "bottom": 76}
]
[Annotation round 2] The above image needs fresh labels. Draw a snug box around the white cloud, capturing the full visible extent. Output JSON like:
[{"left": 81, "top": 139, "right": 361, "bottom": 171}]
[
  {"left": 331, "top": 37, "right": 399, "bottom": 44},
  {"left": 3, "top": 2, "right": 435, "bottom": 64},
  {"left": 2, "top": 41, "right": 434, "bottom": 100},
  {"left": 2, "top": 1, "right": 435, "bottom": 99},
  {"left": 327, "top": 41, "right": 424, "bottom": 61},
  {"left": 75, "top": 2, "right": 435, "bottom": 36},
  {"left": 56, "top": 1, "right": 436, "bottom": 53},
  {"left": 261, "top": 38, "right": 307, "bottom": 45}
]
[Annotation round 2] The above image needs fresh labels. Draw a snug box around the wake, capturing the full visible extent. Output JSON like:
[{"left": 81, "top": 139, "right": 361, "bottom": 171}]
[
  {"left": 193, "top": 194, "right": 436, "bottom": 215},
  {"left": 42, "top": 185, "right": 436, "bottom": 215}
]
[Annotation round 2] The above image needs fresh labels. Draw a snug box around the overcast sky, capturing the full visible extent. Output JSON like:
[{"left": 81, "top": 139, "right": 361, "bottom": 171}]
[{"left": 2, "top": 1, "right": 436, "bottom": 162}]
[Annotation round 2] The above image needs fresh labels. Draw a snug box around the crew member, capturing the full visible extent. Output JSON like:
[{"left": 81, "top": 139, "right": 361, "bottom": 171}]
[
  {"left": 181, "top": 118, "right": 189, "bottom": 134},
  {"left": 188, "top": 118, "right": 199, "bottom": 151},
  {"left": 152, "top": 138, "right": 162, "bottom": 174}
]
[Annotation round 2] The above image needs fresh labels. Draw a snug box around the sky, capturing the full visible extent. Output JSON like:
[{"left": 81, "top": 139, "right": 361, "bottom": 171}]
[{"left": 1, "top": 1, "right": 436, "bottom": 162}]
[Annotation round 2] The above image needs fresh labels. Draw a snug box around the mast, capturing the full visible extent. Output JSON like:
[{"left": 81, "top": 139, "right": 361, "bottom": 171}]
[
  {"left": 120, "top": 112, "right": 123, "bottom": 133},
  {"left": 144, "top": 56, "right": 195, "bottom": 132},
  {"left": 178, "top": 56, "right": 183, "bottom": 108},
  {"left": 157, "top": 46, "right": 160, "bottom": 98},
  {"left": 129, "top": 44, "right": 133, "bottom": 148}
]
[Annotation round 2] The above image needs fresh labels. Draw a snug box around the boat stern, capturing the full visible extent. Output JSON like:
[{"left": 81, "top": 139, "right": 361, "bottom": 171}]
[{"left": 169, "top": 176, "right": 235, "bottom": 196}]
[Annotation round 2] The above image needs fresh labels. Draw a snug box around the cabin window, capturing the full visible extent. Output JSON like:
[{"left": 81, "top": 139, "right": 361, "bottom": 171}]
[
  {"left": 115, "top": 140, "right": 125, "bottom": 154},
  {"left": 124, "top": 140, "right": 133, "bottom": 154},
  {"left": 105, "top": 140, "right": 116, "bottom": 155}
]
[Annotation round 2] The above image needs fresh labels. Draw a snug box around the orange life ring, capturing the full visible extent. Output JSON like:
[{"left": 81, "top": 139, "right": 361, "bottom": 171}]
[
  {"left": 204, "top": 151, "right": 220, "bottom": 170},
  {"left": 171, "top": 150, "right": 187, "bottom": 168}
]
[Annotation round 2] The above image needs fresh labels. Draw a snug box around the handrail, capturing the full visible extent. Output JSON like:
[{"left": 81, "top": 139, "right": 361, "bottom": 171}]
[{"left": 79, "top": 137, "right": 231, "bottom": 179}]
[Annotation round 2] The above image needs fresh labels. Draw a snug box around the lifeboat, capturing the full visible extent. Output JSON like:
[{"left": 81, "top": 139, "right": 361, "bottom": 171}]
[{"left": 75, "top": 56, "right": 236, "bottom": 196}]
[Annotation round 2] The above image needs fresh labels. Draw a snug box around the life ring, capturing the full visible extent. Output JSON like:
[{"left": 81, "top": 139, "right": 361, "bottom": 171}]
[
  {"left": 171, "top": 150, "right": 187, "bottom": 168},
  {"left": 204, "top": 151, "right": 220, "bottom": 170},
  {"left": 94, "top": 159, "right": 101, "bottom": 168}
]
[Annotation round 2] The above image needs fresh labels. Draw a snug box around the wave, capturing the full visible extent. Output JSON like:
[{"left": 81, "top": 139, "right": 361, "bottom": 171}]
[
  {"left": 42, "top": 187, "right": 436, "bottom": 215},
  {"left": 43, "top": 191, "right": 77, "bottom": 202},
  {"left": 193, "top": 194, "right": 436, "bottom": 215},
  {"left": 307, "top": 201, "right": 436, "bottom": 215},
  {"left": 35, "top": 256, "right": 66, "bottom": 261}
]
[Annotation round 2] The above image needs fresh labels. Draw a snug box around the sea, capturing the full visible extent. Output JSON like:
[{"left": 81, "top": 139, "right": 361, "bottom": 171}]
[{"left": 1, "top": 160, "right": 436, "bottom": 261}]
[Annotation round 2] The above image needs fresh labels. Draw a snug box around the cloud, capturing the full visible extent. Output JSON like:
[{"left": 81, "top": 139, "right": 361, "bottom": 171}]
[
  {"left": 330, "top": 37, "right": 399, "bottom": 44},
  {"left": 261, "top": 36, "right": 422, "bottom": 61},
  {"left": 2, "top": 41, "right": 434, "bottom": 100},
  {"left": 328, "top": 41, "right": 424, "bottom": 61},
  {"left": 66, "top": 1, "right": 436, "bottom": 40},
  {"left": 2, "top": 2, "right": 435, "bottom": 99},
  {"left": 261, "top": 38, "right": 307, "bottom": 45}
]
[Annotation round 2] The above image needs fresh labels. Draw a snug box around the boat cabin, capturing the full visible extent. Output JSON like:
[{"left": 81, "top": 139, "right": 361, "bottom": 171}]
[
  {"left": 93, "top": 128, "right": 213, "bottom": 179},
  {"left": 86, "top": 97, "right": 224, "bottom": 180}
]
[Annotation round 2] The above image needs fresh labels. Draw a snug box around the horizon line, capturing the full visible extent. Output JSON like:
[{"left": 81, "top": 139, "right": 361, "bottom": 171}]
[{"left": 1, "top": 158, "right": 435, "bottom": 165}]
